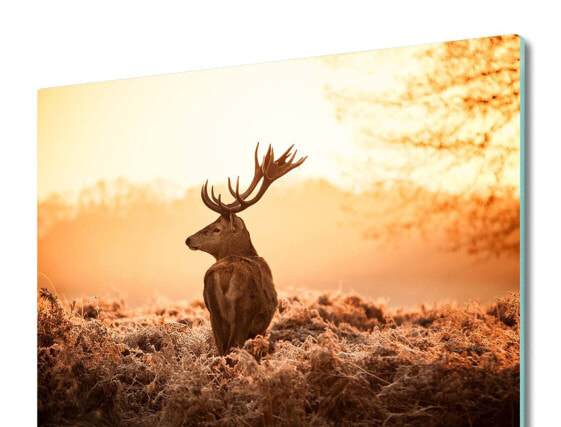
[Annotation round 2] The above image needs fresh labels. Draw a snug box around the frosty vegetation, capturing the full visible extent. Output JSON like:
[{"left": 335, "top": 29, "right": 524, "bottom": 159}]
[{"left": 38, "top": 288, "right": 519, "bottom": 426}]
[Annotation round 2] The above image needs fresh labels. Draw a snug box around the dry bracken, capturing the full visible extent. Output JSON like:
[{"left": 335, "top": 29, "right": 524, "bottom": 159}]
[{"left": 38, "top": 288, "right": 520, "bottom": 426}]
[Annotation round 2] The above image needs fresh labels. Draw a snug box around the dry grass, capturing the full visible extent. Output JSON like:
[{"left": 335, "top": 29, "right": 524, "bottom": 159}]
[{"left": 38, "top": 288, "right": 520, "bottom": 426}]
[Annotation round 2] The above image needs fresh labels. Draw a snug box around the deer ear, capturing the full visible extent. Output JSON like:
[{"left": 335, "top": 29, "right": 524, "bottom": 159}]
[{"left": 230, "top": 213, "right": 244, "bottom": 232}]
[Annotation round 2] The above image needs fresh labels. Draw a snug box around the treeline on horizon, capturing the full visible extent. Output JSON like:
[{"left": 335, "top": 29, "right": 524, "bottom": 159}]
[{"left": 37, "top": 178, "right": 519, "bottom": 307}]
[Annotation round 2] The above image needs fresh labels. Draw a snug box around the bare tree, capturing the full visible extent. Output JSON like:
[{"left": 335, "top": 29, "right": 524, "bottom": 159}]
[{"left": 327, "top": 35, "right": 521, "bottom": 256}]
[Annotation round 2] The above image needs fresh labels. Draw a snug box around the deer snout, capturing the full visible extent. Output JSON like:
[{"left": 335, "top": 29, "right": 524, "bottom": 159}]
[{"left": 185, "top": 237, "right": 200, "bottom": 250}]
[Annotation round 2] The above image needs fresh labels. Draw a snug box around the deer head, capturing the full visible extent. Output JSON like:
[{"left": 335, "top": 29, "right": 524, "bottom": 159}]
[{"left": 186, "top": 143, "right": 307, "bottom": 260}]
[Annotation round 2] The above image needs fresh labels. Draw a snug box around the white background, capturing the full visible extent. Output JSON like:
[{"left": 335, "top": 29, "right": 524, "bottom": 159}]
[{"left": 1, "top": 1, "right": 557, "bottom": 424}]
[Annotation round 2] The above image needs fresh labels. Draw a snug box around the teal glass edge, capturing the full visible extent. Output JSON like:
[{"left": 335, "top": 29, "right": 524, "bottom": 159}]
[{"left": 519, "top": 34, "right": 525, "bottom": 426}]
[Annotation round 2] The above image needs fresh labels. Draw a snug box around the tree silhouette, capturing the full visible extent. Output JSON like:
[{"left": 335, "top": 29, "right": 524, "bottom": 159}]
[{"left": 327, "top": 35, "right": 521, "bottom": 256}]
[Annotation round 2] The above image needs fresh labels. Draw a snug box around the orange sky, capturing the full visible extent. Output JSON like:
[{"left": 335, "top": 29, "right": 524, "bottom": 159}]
[
  {"left": 39, "top": 41, "right": 513, "bottom": 199},
  {"left": 37, "top": 38, "right": 521, "bottom": 307}
]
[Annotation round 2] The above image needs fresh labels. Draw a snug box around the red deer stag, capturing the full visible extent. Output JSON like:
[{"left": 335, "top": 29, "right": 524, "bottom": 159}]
[{"left": 185, "top": 143, "right": 306, "bottom": 355}]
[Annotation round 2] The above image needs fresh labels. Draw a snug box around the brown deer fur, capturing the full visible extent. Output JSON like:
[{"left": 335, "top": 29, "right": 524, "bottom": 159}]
[{"left": 186, "top": 215, "right": 277, "bottom": 355}]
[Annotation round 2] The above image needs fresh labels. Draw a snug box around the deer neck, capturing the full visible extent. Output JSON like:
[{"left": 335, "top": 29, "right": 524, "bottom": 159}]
[{"left": 216, "top": 235, "right": 258, "bottom": 261}]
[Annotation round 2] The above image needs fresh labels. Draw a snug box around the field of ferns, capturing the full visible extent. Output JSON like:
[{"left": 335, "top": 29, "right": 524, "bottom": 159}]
[{"left": 38, "top": 288, "right": 520, "bottom": 426}]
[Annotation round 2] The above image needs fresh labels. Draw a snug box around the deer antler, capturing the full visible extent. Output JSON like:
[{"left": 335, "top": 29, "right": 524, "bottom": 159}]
[{"left": 201, "top": 143, "right": 307, "bottom": 215}]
